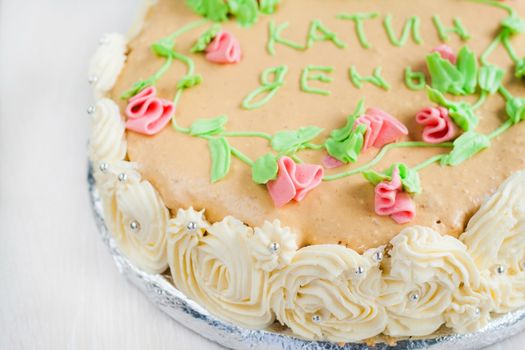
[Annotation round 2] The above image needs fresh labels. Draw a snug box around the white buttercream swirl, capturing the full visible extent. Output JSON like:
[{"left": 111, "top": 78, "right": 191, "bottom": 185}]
[
  {"left": 89, "top": 98, "right": 126, "bottom": 165},
  {"left": 461, "top": 170, "right": 525, "bottom": 313},
  {"left": 269, "top": 244, "right": 387, "bottom": 342},
  {"left": 89, "top": 33, "right": 127, "bottom": 99},
  {"left": 167, "top": 215, "right": 274, "bottom": 329},
  {"left": 249, "top": 220, "right": 297, "bottom": 272},
  {"left": 381, "top": 226, "right": 485, "bottom": 336}
]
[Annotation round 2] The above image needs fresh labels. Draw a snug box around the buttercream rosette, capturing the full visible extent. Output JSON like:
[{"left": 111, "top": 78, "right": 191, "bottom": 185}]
[
  {"left": 269, "top": 244, "right": 387, "bottom": 342},
  {"left": 89, "top": 98, "right": 127, "bottom": 166},
  {"left": 381, "top": 226, "right": 487, "bottom": 336},
  {"left": 89, "top": 33, "right": 127, "bottom": 99},
  {"left": 167, "top": 214, "right": 274, "bottom": 329},
  {"left": 461, "top": 170, "right": 525, "bottom": 313},
  {"left": 248, "top": 220, "right": 297, "bottom": 272}
]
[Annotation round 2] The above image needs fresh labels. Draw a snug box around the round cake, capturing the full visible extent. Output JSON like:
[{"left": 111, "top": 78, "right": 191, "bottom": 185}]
[{"left": 88, "top": 0, "right": 525, "bottom": 344}]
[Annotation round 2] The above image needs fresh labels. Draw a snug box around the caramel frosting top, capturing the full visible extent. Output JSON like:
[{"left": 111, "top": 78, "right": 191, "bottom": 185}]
[{"left": 111, "top": 0, "right": 525, "bottom": 252}]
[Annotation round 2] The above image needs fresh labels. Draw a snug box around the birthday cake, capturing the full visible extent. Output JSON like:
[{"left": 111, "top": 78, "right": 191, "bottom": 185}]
[{"left": 88, "top": 0, "right": 525, "bottom": 343}]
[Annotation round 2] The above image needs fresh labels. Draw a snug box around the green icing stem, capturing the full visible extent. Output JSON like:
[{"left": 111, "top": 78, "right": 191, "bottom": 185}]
[
  {"left": 432, "top": 15, "right": 470, "bottom": 42},
  {"left": 412, "top": 154, "right": 446, "bottom": 172},
  {"left": 499, "top": 85, "right": 514, "bottom": 101},
  {"left": 480, "top": 32, "right": 503, "bottom": 66},
  {"left": 222, "top": 131, "right": 273, "bottom": 140},
  {"left": 167, "top": 19, "right": 209, "bottom": 41},
  {"left": 404, "top": 67, "right": 426, "bottom": 90},
  {"left": 468, "top": 0, "right": 515, "bottom": 15},
  {"left": 301, "top": 65, "right": 335, "bottom": 96},
  {"left": 323, "top": 141, "right": 453, "bottom": 181},
  {"left": 488, "top": 119, "right": 513, "bottom": 140},
  {"left": 230, "top": 145, "right": 255, "bottom": 166},
  {"left": 383, "top": 14, "right": 423, "bottom": 47},
  {"left": 472, "top": 90, "right": 488, "bottom": 110},
  {"left": 336, "top": 12, "right": 379, "bottom": 49},
  {"left": 291, "top": 154, "right": 304, "bottom": 164},
  {"left": 501, "top": 35, "right": 520, "bottom": 63}
]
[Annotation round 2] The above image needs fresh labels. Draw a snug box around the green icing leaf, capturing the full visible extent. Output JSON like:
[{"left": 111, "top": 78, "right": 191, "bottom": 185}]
[
  {"left": 228, "top": 0, "right": 259, "bottom": 26},
  {"left": 259, "top": 0, "right": 280, "bottom": 14},
  {"left": 186, "top": 0, "right": 229, "bottom": 22},
  {"left": 441, "top": 131, "right": 490, "bottom": 166},
  {"left": 501, "top": 15, "right": 525, "bottom": 35},
  {"left": 479, "top": 64, "right": 504, "bottom": 94},
  {"left": 271, "top": 126, "right": 324, "bottom": 153},
  {"left": 506, "top": 97, "right": 525, "bottom": 124},
  {"left": 325, "top": 123, "right": 366, "bottom": 163},
  {"left": 329, "top": 99, "right": 365, "bottom": 141},
  {"left": 252, "top": 153, "right": 278, "bottom": 184},
  {"left": 426, "top": 46, "right": 478, "bottom": 96},
  {"left": 176, "top": 74, "right": 203, "bottom": 89},
  {"left": 362, "top": 163, "right": 421, "bottom": 194},
  {"left": 152, "top": 38, "right": 174, "bottom": 58},
  {"left": 425, "top": 87, "right": 478, "bottom": 131},
  {"left": 426, "top": 52, "right": 464, "bottom": 95},
  {"left": 456, "top": 46, "right": 478, "bottom": 95},
  {"left": 324, "top": 99, "right": 367, "bottom": 163},
  {"left": 208, "top": 137, "right": 232, "bottom": 182},
  {"left": 191, "top": 25, "right": 221, "bottom": 53},
  {"left": 120, "top": 80, "right": 151, "bottom": 100},
  {"left": 190, "top": 115, "right": 228, "bottom": 136},
  {"left": 515, "top": 58, "right": 525, "bottom": 79}
]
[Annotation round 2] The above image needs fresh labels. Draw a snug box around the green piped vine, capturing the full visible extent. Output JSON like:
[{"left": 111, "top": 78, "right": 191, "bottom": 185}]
[{"left": 120, "top": 0, "right": 525, "bottom": 205}]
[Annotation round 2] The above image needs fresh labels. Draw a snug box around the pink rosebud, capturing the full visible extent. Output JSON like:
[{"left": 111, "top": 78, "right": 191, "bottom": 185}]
[
  {"left": 432, "top": 44, "right": 456, "bottom": 64},
  {"left": 125, "top": 87, "right": 174, "bottom": 135},
  {"left": 267, "top": 156, "right": 324, "bottom": 207},
  {"left": 322, "top": 155, "right": 345, "bottom": 169},
  {"left": 206, "top": 31, "right": 242, "bottom": 64},
  {"left": 355, "top": 108, "right": 408, "bottom": 151},
  {"left": 416, "top": 106, "right": 457, "bottom": 143},
  {"left": 374, "top": 167, "right": 415, "bottom": 224}
]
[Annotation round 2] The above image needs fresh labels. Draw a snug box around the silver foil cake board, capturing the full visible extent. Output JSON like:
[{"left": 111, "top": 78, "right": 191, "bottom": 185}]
[{"left": 88, "top": 166, "right": 525, "bottom": 350}]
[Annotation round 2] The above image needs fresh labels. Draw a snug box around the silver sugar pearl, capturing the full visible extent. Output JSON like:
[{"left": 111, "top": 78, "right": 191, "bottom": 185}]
[
  {"left": 87, "top": 105, "right": 96, "bottom": 115},
  {"left": 475, "top": 307, "right": 481, "bottom": 315},
  {"left": 311, "top": 315, "right": 322, "bottom": 323},
  {"left": 117, "top": 173, "right": 128, "bottom": 182},
  {"left": 88, "top": 75, "right": 98, "bottom": 84},
  {"left": 373, "top": 251, "right": 383, "bottom": 262},
  {"left": 408, "top": 291, "right": 420, "bottom": 302},
  {"left": 268, "top": 242, "right": 280, "bottom": 253},
  {"left": 186, "top": 221, "right": 198, "bottom": 231},
  {"left": 355, "top": 266, "right": 365, "bottom": 276},
  {"left": 496, "top": 265, "right": 506, "bottom": 274},
  {"left": 129, "top": 220, "right": 141, "bottom": 232},
  {"left": 99, "top": 162, "right": 109, "bottom": 173}
]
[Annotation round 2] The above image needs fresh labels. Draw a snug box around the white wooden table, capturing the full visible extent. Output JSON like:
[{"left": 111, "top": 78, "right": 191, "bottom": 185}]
[{"left": 0, "top": 1, "right": 523, "bottom": 349}]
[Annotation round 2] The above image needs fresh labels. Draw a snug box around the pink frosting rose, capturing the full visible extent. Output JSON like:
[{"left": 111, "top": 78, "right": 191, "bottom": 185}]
[
  {"left": 431, "top": 44, "right": 456, "bottom": 64},
  {"left": 267, "top": 156, "right": 324, "bottom": 207},
  {"left": 125, "top": 87, "right": 174, "bottom": 135},
  {"left": 374, "top": 167, "right": 415, "bottom": 224},
  {"left": 206, "top": 31, "right": 242, "bottom": 64},
  {"left": 355, "top": 108, "right": 408, "bottom": 151},
  {"left": 416, "top": 106, "right": 457, "bottom": 143}
]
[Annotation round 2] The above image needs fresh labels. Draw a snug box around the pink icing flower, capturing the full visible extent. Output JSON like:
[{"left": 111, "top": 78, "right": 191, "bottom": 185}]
[
  {"left": 125, "top": 87, "right": 174, "bottom": 135},
  {"left": 206, "top": 31, "right": 242, "bottom": 64},
  {"left": 267, "top": 157, "right": 324, "bottom": 207},
  {"left": 432, "top": 44, "right": 456, "bottom": 64},
  {"left": 374, "top": 167, "right": 415, "bottom": 224},
  {"left": 355, "top": 108, "right": 408, "bottom": 151},
  {"left": 322, "top": 155, "right": 344, "bottom": 169},
  {"left": 416, "top": 106, "right": 457, "bottom": 143}
]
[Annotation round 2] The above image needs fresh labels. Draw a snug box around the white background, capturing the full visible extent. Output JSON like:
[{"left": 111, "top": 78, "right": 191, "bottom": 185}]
[{"left": 0, "top": 1, "right": 524, "bottom": 349}]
